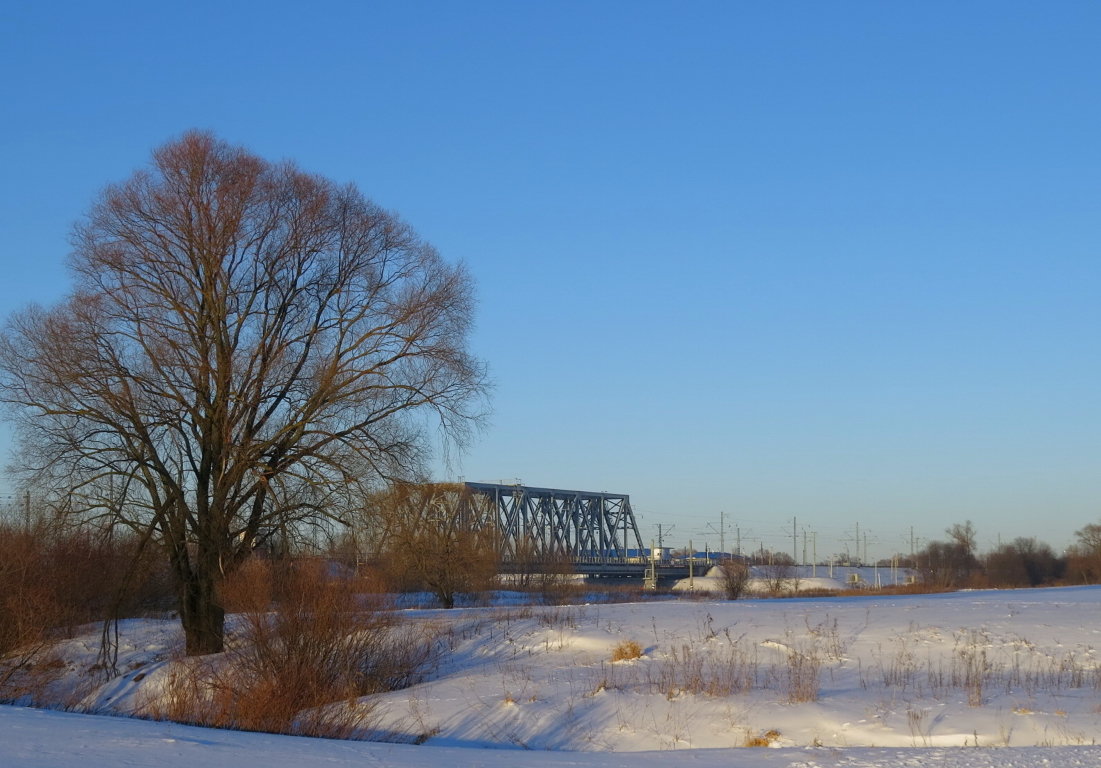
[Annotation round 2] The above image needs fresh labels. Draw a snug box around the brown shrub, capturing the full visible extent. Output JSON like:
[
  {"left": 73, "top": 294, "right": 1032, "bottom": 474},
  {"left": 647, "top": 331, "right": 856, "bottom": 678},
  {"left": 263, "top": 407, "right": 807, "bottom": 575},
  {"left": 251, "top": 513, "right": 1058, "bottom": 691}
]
[{"left": 141, "top": 557, "right": 435, "bottom": 737}]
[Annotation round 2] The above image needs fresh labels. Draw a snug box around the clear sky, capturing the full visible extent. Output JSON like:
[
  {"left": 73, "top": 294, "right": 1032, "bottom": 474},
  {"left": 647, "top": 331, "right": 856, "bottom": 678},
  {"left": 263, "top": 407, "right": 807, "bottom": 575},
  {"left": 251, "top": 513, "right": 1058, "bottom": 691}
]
[{"left": 2, "top": 1, "right": 1099, "bottom": 560}]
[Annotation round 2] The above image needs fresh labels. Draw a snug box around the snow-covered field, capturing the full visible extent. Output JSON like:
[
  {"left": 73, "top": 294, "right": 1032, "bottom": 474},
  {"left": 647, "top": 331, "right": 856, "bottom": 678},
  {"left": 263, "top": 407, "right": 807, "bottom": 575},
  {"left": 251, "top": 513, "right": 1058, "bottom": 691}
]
[{"left": 5, "top": 583, "right": 1101, "bottom": 767}]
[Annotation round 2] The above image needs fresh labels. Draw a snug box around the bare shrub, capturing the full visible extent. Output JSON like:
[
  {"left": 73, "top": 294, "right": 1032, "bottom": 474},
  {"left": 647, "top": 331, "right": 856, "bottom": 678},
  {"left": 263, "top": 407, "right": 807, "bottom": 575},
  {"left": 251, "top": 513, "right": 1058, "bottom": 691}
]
[
  {"left": 1, "top": 512, "right": 173, "bottom": 698},
  {"left": 141, "top": 656, "right": 222, "bottom": 726},
  {"left": 140, "top": 558, "right": 436, "bottom": 736},
  {"left": 0, "top": 522, "right": 60, "bottom": 665},
  {"left": 716, "top": 559, "right": 750, "bottom": 600}
]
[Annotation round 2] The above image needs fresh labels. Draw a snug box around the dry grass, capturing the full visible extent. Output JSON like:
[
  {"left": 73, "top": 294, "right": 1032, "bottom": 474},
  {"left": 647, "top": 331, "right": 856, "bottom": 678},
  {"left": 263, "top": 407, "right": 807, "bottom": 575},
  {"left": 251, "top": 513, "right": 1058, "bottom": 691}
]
[
  {"left": 745, "top": 728, "right": 782, "bottom": 747},
  {"left": 648, "top": 642, "right": 758, "bottom": 697},
  {"left": 536, "top": 606, "right": 580, "bottom": 629},
  {"left": 834, "top": 583, "right": 954, "bottom": 597},
  {"left": 781, "top": 648, "right": 821, "bottom": 703},
  {"left": 611, "top": 640, "right": 643, "bottom": 662}
]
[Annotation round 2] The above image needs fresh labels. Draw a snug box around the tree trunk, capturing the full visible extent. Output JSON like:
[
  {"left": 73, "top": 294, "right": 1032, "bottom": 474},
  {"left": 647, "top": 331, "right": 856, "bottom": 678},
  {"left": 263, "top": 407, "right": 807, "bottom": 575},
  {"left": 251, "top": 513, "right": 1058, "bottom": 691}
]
[{"left": 179, "top": 555, "right": 226, "bottom": 655}]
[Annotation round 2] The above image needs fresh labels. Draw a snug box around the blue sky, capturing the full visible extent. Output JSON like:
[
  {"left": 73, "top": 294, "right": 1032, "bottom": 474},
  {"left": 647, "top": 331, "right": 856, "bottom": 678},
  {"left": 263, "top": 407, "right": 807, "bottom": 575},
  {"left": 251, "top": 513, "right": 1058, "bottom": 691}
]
[{"left": 1, "top": 1, "right": 1099, "bottom": 559}]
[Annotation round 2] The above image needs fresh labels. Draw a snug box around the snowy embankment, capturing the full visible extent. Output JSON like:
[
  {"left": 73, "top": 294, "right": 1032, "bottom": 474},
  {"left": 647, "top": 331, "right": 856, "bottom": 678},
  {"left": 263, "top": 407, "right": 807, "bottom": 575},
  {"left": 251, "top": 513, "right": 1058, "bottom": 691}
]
[
  {"left": 672, "top": 565, "right": 918, "bottom": 594},
  {"left": 4, "top": 585, "right": 1101, "bottom": 767}
]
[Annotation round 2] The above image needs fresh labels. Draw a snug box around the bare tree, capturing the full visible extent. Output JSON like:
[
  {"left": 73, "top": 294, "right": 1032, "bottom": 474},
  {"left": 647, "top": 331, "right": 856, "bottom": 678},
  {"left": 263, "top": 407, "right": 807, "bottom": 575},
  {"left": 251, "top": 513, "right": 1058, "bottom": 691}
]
[
  {"left": 916, "top": 522, "right": 981, "bottom": 589},
  {"left": 0, "top": 132, "right": 487, "bottom": 654},
  {"left": 1076, "top": 523, "right": 1101, "bottom": 552},
  {"left": 370, "top": 482, "right": 499, "bottom": 608},
  {"left": 1066, "top": 522, "right": 1101, "bottom": 584},
  {"left": 983, "top": 537, "right": 1061, "bottom": 588},
  {"left": 947, "top": 521, "right": 977, "bottom": 560}
]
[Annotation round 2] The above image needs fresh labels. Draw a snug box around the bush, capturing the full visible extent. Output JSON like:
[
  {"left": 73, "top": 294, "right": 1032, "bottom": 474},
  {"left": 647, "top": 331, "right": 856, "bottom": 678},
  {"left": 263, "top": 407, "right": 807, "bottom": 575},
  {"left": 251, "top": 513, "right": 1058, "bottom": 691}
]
[
  {"left": 716, "top": 559, "right": 750, "bottom": 600},
  {"left": 0, "top": 514, "right": 171, "bottom": 661},
  {"left": 141, "top": 557, "right": 436, "bottom": 737}
]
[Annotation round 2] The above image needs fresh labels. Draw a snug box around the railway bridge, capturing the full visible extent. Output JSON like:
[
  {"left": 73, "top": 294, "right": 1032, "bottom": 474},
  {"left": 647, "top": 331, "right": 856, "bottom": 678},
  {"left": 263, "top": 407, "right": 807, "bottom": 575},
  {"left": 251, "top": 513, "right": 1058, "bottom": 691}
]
[{"left": 381, "top": 482, "right": 692, "bottom": 582}]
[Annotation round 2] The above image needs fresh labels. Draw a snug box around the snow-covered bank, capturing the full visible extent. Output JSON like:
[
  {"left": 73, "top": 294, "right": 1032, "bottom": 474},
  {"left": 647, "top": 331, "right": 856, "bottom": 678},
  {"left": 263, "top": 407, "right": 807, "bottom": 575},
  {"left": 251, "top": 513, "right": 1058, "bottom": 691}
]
[{"left": 4, "top": 585, "right": 1101, "bottom": 765}]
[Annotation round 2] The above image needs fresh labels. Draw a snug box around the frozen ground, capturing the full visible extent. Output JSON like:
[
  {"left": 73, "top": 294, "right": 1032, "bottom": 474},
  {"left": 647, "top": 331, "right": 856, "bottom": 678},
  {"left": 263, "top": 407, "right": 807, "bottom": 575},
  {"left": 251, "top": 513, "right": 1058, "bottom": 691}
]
[{"left": 4, "top": 583, "right": 1101, "bottom": 767}]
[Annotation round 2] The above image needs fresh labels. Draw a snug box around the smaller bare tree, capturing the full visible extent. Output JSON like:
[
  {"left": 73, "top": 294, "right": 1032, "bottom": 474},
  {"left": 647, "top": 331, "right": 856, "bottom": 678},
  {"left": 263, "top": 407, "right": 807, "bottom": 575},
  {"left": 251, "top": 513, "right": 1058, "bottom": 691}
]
[
  {"left": 716, "top": 558, "right": 750, "bottom": 600},
  {"left": 371, "top": 483, "right": 499, "bottom": 608}
]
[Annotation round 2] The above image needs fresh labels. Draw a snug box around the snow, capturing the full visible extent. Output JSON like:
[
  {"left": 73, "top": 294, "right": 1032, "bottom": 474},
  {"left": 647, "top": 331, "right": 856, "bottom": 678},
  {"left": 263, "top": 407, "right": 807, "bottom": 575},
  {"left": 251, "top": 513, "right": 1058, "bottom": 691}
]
[
  {"left": 3, "top": 703, "right": 1100, "bottom": 768},
  {"left": 5, "top": 585, "right": 1101, "bottom": 767},
  {"left": 672, "top": 565, "right": 919, "bottom": 595}
]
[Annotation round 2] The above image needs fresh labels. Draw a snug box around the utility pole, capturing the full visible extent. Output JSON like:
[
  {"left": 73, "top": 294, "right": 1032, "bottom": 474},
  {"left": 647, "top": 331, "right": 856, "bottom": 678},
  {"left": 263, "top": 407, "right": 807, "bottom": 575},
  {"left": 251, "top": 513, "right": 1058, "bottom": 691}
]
[
  {"left": 644, "top": 539, "right": 657, "bottom": 590},
  {"left": 812, "top": 531, "right": 817, "bottom": 578},
  {"left": 720, "top": 510, "right": 725, "bottom": 558},
  {"left": 802, "top": 529, "right": 807, "bottom": 567},
  {"left": 793, "top": 517, "right": 798, "bottom": 565},
  {"left": 736, "top": 525, "right": 741, "bottom": 557},
  {"left": 655, "top": 524, "right": 675, "bottom": 562}
]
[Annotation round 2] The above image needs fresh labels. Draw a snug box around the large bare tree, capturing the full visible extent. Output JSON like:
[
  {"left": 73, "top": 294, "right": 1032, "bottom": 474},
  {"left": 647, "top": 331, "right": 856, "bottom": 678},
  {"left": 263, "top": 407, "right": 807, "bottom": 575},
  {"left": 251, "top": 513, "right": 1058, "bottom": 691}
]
[{"left": 0, "top": 132, "right": 487, "bottom": 654}]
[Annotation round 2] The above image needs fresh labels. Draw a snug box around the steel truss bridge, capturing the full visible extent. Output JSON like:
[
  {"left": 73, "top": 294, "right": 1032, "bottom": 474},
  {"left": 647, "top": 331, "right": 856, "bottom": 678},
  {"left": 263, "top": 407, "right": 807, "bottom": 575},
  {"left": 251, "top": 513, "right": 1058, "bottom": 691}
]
[{"left": 402, "top": 482, "right": 690, "bottom": 580}]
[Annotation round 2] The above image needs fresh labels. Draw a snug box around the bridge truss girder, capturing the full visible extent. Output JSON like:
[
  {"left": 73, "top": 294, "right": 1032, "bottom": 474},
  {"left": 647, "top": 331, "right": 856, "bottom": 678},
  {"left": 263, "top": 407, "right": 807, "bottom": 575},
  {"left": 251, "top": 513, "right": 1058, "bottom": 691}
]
[{"left": 462, "top": 482, "right": 646, "bottom": 564}]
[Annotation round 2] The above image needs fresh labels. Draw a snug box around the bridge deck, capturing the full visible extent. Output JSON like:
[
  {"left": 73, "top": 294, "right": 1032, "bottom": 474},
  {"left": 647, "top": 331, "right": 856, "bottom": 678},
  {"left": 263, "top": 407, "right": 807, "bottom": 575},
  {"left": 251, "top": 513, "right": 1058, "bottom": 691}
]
[{"left": 499, "top": 560, "right": 695, "bottom": 580}]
